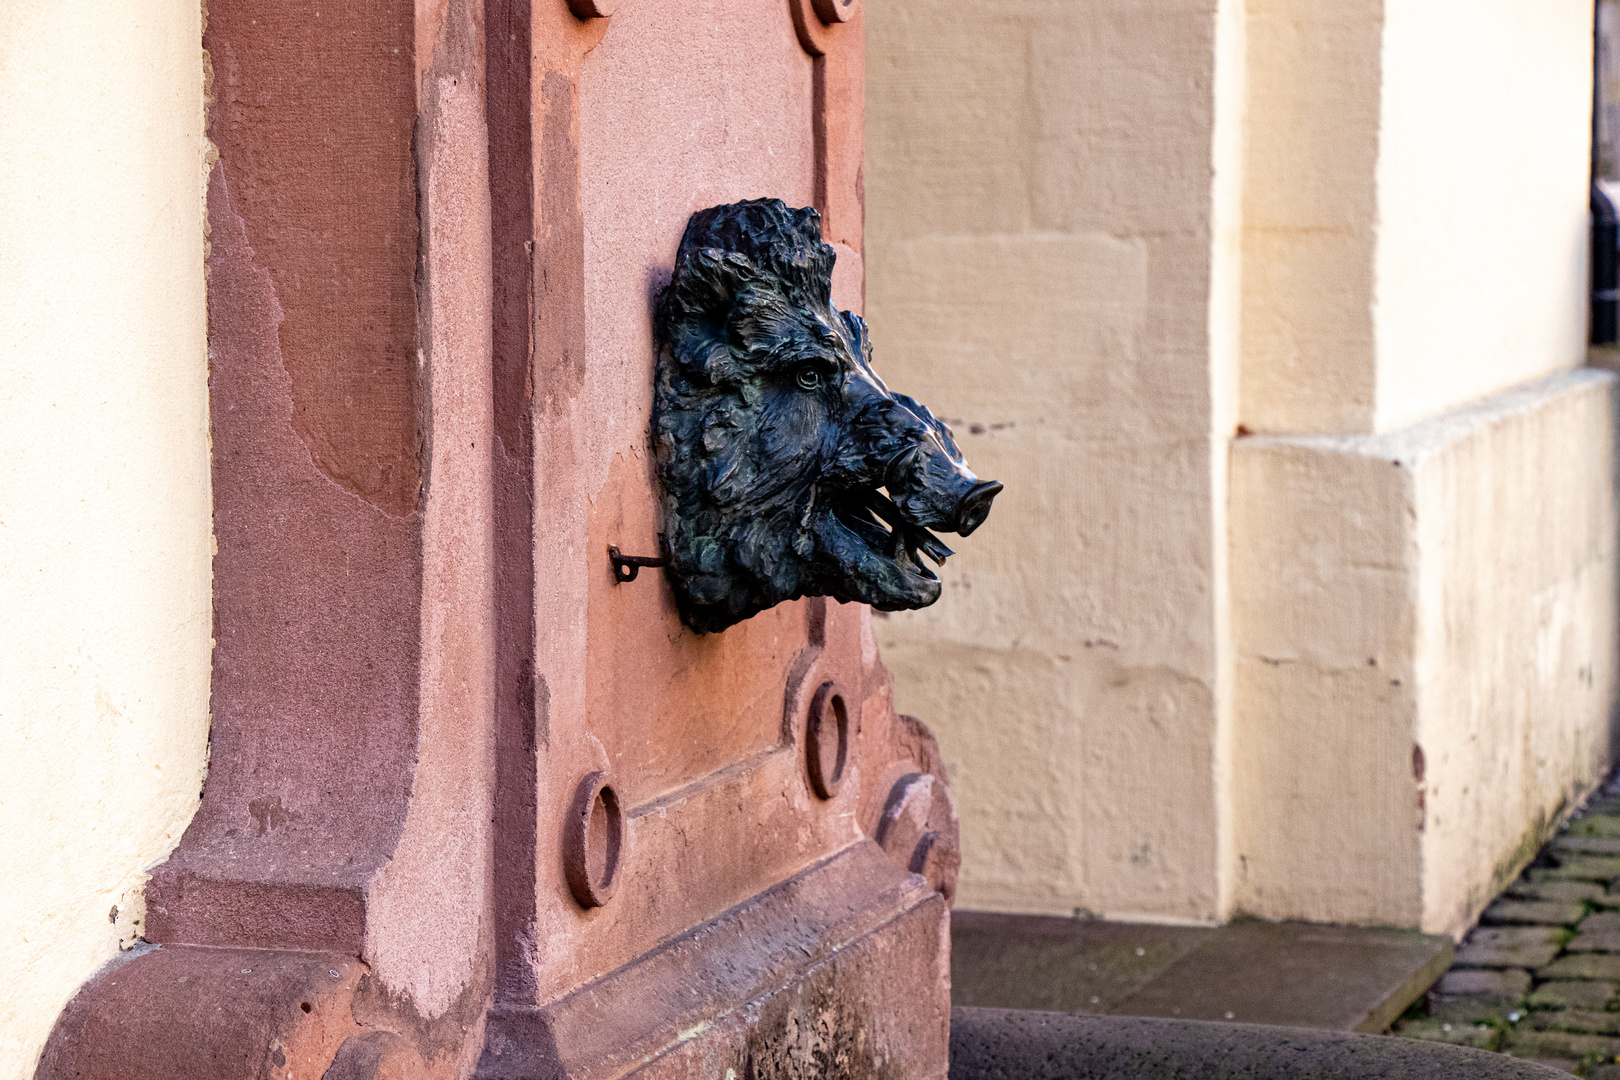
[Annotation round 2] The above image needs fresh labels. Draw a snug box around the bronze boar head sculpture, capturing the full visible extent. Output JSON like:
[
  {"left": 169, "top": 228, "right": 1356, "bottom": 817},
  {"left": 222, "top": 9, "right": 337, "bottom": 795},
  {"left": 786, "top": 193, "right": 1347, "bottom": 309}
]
[{"left": 652, "top": 199, "right": 1001, "bottom": 633}]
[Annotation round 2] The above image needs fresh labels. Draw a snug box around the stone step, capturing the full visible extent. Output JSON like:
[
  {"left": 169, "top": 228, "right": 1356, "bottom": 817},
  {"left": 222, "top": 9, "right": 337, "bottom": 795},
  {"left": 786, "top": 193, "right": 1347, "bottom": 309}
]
[
  {"left": 950, "top": 913, "right": 1453, "bottom": 1034},
  {"left": 948, "top": 1007, "right": 1571, "bottom": 1080}
]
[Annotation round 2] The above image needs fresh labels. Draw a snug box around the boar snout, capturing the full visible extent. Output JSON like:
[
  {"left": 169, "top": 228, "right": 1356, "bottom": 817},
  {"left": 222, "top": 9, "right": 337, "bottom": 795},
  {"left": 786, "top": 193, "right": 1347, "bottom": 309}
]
[
  {"left": 954, "top": 479, "right": 1002, "bottom": 536},
  {"left": 883, "top": 439, "right": 1002, "bottom": 538}
]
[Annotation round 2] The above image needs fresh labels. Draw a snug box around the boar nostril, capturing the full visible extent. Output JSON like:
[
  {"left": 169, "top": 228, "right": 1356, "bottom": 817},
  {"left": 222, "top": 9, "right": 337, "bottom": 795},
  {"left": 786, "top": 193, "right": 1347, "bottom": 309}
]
[{"left": 953, "top": 480, "right": 1002, "bottom": 536}]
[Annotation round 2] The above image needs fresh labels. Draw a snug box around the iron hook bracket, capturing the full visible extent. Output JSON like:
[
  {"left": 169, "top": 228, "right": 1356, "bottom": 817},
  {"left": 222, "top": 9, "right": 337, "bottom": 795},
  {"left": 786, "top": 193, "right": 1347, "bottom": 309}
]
[{"left": 609, "top": 534, "right": 672, "bottom": 584}]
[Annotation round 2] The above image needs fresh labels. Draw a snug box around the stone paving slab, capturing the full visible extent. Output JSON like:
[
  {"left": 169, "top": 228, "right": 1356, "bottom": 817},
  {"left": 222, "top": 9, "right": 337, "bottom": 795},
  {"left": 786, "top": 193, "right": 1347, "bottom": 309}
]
[
  {"left": 1456, "top": 927, "right": 1566, "bottom": 968},
  {"left": 949, "top": 913, "right": 1212, "bottom": 1015},
  {"left": 1540, "top": 954, "right": 1620, "bottom": 981},
  {"left": 1530, "top": 1010, "right": 1620, "bottom": 1035},
  {"left": 1484, "top": 899, "right": 1589, "bottom": 926},
  {"left": 1393, "top": 783, "right": 1620, "bottom": 1073},
  {"left": 1442, "top": 967, "right": 1534, "bottom": 998},
  {"left": 1534, "top": 854, "right": 1620, "bottom": 882},
  {"left": 1567, "top": 931, "right": 1620, "bottom": 952},
  {"left": 1551, "top": 837, "right": 1620, "bottom": 857},
  {"left": 1105, "top": 922, "right": 1451, "bottom": 1033},
  {"left": 1504, "top": 1030, "right": 1620, "bottom": 1062},
  {"left": 1399, "top": 1019, "right": 1501, "bottom": 1050},
  {"left": 1509, "top": 881, "right": 1613, "bottom": 903},
  {"left": 1564, "top": 816, "right": 1620, "bottom": 839},
  {"left": 950, "top": 914, "right": 1451, "bottom": 1034},
  {"left": 1528, "top": 980, "right": 1618, "bottom": 1011}
]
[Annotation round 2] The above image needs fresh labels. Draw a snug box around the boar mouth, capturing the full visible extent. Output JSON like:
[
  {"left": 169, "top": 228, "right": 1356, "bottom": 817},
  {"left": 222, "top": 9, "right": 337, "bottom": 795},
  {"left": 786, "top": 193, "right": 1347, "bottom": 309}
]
[{"left": 829, "top": 488, "right": 955, "bottom": 585}]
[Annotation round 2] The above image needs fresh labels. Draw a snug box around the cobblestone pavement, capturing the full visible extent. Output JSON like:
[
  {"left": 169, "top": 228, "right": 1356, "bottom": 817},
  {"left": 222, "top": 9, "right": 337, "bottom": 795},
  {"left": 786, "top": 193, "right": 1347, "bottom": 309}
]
[{"left": 1396, "top": 780, "right": 1620, "bottom": 1075}]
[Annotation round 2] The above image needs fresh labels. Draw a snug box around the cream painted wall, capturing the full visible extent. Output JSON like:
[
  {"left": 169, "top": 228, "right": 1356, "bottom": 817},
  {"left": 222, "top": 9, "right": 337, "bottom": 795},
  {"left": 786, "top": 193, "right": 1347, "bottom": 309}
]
[
  {"left": 1414, "top": 372, "right": 1616, "bottom": 933},
  {"left": 868, "top": 0, "right": 1608, "bottom": 930},
  {"left": 1231, "top": 371, "right": 1616, "bottom": 935},
  {"left": 1240, "top": 0, "right": 1383, "bottom": 434},
  {"left": 1228, "top": 0, "right": 1605, "bottom": 934},
  {"left": 866, "top": 0, "right": 1240, "bottom": 921},
  {"left": 0, "top": 1, "right": 212, "bottom": 1075},
  {"left": 1242, "top": 0, "right": 1592, "bottom": 435},
  {"left": 1373, "top": 0, "right": 1592, "bottom": 431}
]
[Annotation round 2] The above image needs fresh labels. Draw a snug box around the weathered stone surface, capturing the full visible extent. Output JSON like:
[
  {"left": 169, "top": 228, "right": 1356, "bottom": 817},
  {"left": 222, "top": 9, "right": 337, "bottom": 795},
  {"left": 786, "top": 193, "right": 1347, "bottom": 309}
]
[
  {"left": 1579, "top": 912, "right": 1620, "bottom": 933},
  {"left": 1457, "top": 927, "right": 1565, "bottom": 969},
  {"left": 1532, "top": 1010, "right": 1620, "bottom": 1035},
  {"left": 1564, "top": 816, "right": 1620, "bottom": 840},
  {"left": 1429, "top": 995, "right": 1517, "bottom": 1023},
  {"left": 952, "top": 915, "right": 1450, "bottom": 1034},
  {"left": 950, "top": 914, "right": 1212, "bottom": 1015},
  {"left": 1483, "top": 900, "right": 1588, "bottom": 927},
  {"left": 1103, "top": 921, "right": 1452, "bottom": 1033},
  {"left": 1503, "top": 1030, "right": 1620, "bottom": 1061},
  {"left": 1400, "top": 1019, "right": 1502, "bottom": 1050},
  {"left": 1509, "top": 880, "right": 1609, "bottom": 903},
  {"left": 36, "top": 946, "right": 370, "bottom": 1080},
  {"left": 1552, "top": 837, "right": 1620, "bottom": 857},
  {"left": 1528, "top": 981, "right": 1618, "bottom": 1011},
  {"left": 1540, "top": 954, "right": 1620, "bottom": 981},
  {"left": 1440, "top": 968, "right": 1533, "bottom": 998},
  {"left": 950, "top": 1008, "right": 1570, "bottom": 1079},
  {"left": 1543, "top": 855, "right": 1620, "bottom": 881},
  {"left": 1566, "top": 932, "right": 1620, "bottom": 952}
]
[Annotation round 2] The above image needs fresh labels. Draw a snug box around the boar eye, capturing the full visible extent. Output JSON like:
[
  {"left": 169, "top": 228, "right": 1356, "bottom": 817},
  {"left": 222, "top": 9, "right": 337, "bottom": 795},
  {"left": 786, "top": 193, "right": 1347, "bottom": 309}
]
[{"left": 795, "top": 366, "right": 822, "bottom": 391}]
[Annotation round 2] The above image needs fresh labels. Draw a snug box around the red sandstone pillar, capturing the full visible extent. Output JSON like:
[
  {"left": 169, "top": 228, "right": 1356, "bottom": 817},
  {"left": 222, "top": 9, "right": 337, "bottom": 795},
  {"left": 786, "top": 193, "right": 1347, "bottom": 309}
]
[{"left": 37, "top": 2, "right": 955, "bottom": 1077}]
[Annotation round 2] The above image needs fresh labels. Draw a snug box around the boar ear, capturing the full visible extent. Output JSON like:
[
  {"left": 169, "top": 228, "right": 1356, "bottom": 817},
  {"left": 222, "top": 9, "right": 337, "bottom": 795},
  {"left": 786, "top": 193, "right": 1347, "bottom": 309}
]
[
  {"left": 656, "top": 247, "right": 769, "bottom": 385},
  {"left": 838, "top": 309, "right": 870, "bottom": 361},
  {"left": 658, "top": 247, "right": 763, "bottom": 330}
]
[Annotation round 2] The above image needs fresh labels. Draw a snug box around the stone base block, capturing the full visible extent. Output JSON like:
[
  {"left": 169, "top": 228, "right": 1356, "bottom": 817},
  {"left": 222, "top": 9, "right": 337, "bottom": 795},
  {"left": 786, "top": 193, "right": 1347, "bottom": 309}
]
[
  {"left": 947, "top": 1007, "right": 1568, "bottom": 1079},
  {"left": 475, "top": 841, "right": 949, "bottom": 1080},
  {"left": 1231, "top": 368, "right": 1619, "bottom": 935}
]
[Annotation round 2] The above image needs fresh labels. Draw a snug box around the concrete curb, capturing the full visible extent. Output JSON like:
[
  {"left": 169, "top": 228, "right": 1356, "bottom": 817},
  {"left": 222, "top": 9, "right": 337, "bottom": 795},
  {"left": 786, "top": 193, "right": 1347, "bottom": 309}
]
[{"left": 950, "top": 1007, "right": 1569, "bottom": 1079}]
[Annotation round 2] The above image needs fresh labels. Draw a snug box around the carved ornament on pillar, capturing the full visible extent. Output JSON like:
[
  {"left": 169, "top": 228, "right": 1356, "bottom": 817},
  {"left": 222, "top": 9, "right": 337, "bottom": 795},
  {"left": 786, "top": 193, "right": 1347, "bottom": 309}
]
[
  {"left": 811, "top": 0, "right": 858, "bottom": 25},
  {"left": 650, "top": 199, "right": 1001, "bottom": 634},
  {"left": 790, "top": 0, "right": 857, "bottom": 55},
  {"left": 566, "top": 0, "right": 615, "bottom": 21}
]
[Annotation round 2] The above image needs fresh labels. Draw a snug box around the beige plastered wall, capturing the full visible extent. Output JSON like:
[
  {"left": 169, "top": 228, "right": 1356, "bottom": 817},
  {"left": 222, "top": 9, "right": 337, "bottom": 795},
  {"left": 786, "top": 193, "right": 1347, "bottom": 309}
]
[
  {"left": 1232, "top": 371, "right": 1617, "bottom": 934},
  {"left": 0, "top": 1, "right": 212, "bottom": 1074},
  {"left": 1372, "top": 0, "right": 1591, "bottom": 431},
  {"left": 865, "top": 0, "right": 1244, "bottom": 921},
  {"left": 1230, "top": 0, "right": 1606, "bottom": 936},
  {"left": 867, "top": 0, "right": 1612, "bottom": 932},
  {"left": 1242, "top": 0, "right": 1591, "bottom": 434}
]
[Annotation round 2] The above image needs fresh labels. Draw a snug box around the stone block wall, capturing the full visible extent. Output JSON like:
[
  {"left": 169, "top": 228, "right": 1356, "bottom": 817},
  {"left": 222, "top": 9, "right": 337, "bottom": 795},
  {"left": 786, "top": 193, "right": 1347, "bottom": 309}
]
[
  {"left": 866, "top": 0, "right": 1242, "bottom": 922},
  {"left": 1232, "top": 370, "right": 1618, "bottom": 935},
  {"left": 867, "top": 0, "right": 1615, "bottom": 932}
]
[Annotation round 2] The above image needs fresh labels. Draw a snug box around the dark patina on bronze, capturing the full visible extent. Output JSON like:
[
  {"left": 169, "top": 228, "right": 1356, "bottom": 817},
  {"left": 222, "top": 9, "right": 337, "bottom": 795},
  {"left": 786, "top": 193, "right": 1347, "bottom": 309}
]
[{"left": 651, "top": 199, "right": 1000, "bottom": 633}]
